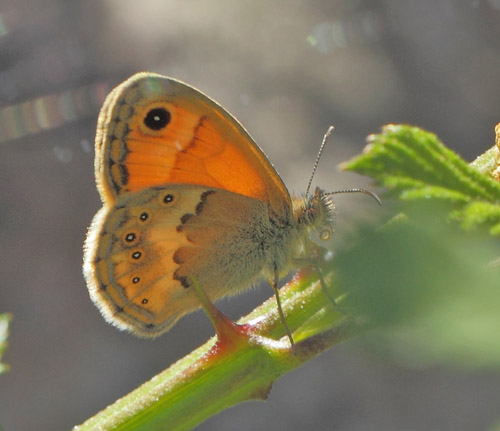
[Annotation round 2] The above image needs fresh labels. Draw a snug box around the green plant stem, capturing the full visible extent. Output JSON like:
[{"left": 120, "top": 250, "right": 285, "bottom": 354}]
[{"left": 75, "top": 270, "right": 360, "bottom": 431}]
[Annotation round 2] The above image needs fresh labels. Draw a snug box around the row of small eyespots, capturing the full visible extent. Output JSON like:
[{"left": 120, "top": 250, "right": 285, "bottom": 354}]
[
  {"left": 120, "top": 193, "right": 178, "bottom": 305},
  {"left": 123, "top": 191, "right": 176, "bottom": 249}
]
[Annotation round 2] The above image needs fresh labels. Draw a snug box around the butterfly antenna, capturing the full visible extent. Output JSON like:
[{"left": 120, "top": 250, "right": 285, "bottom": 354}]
[
  {"left": 305, "top": 126, "right": 335, "bottom": 196},
  {"left": 326, "top": 188, "right": 382, "bottom": 205}
]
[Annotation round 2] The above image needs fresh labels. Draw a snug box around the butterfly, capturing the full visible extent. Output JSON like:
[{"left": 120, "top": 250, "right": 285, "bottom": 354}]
[{"left": 83, "top": 72, "right": 377, "bottom": 348}]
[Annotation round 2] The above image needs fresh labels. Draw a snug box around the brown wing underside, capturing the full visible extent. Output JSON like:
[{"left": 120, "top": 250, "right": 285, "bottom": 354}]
[{"left": 83, "top": 184, "right": 269, "bottom": 337}]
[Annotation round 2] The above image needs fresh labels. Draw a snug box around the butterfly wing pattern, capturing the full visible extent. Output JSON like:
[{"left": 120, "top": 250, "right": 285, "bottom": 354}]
[
  {"left": 84, "top": 73, "right": 335, "bottom": 337},
  {"left": 93, "top": 72, "right": 290, "bottom": 212}
]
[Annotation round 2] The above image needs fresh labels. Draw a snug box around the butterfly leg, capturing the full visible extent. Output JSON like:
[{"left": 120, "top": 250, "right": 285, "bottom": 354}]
[
  {"left": 299, "top": 241, "right": 346, "bottom": 313},
  {"left": 190, "top": 276, "right": 249, "bottom": 348},
  {"left": 313, "top": 260, "right": 339, "bottom": 307},
  {"left": 270, "top": 266, "right": 296, "bottom": 353}
]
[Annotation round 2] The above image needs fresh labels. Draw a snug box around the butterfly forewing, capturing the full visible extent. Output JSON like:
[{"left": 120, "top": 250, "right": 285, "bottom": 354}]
[{"left": 95, "top": 73, "right": 291, "bottom": 216}]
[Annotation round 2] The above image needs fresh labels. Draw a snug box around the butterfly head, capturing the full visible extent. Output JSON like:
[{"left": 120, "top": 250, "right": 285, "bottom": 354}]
[
  {"left": 294, "top": 185, "right": 381, "bottom": 243},
  {"left": 294, "top": 186, "right": 335, "bottom": 241}
]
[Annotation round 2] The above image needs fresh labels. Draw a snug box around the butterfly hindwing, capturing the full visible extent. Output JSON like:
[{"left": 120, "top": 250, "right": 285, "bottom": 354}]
[{"left": 84, "top": 184, "right": 272, "bottom": 337}]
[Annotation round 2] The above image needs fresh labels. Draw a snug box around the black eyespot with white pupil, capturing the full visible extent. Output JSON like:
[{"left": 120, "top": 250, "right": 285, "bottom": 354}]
[
  {"left": 163, "top": 194, "right": 174, "bottom": 204},
  {"left": 144, "top": 107, "right": 171, "bottom": 131},
  {"left": 125, "top": 233, "right": 136, "bottom": 242}
]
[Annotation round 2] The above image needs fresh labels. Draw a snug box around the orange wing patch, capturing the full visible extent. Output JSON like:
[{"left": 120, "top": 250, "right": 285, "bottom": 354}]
[{"left": 95, "top": 73, "right": 290, "bottom": 216}]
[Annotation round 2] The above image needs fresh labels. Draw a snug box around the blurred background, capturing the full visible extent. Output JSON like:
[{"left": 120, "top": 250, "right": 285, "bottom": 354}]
[{"left": 1, "top": 0, "right": 500, "bottom": 430}]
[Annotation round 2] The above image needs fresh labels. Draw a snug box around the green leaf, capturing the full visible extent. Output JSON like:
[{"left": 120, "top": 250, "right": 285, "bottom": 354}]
[
  {"left": 334, "top": 215, "right": 500, "bottom": 370},
  {"left": 470, "top": 144, "right": 500, "bottom": 176},
  {"left": 342, "top": 124, "right": 500, "bottom": 233},
  {"left": 450, "top": 201, "right": 500, "bottom": 235},
  {"left": 339, "top": 124, "right": 500, "bottom": 372},
  {"left": 0, "top": 313, "right": 11, "bottom": 374}
]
